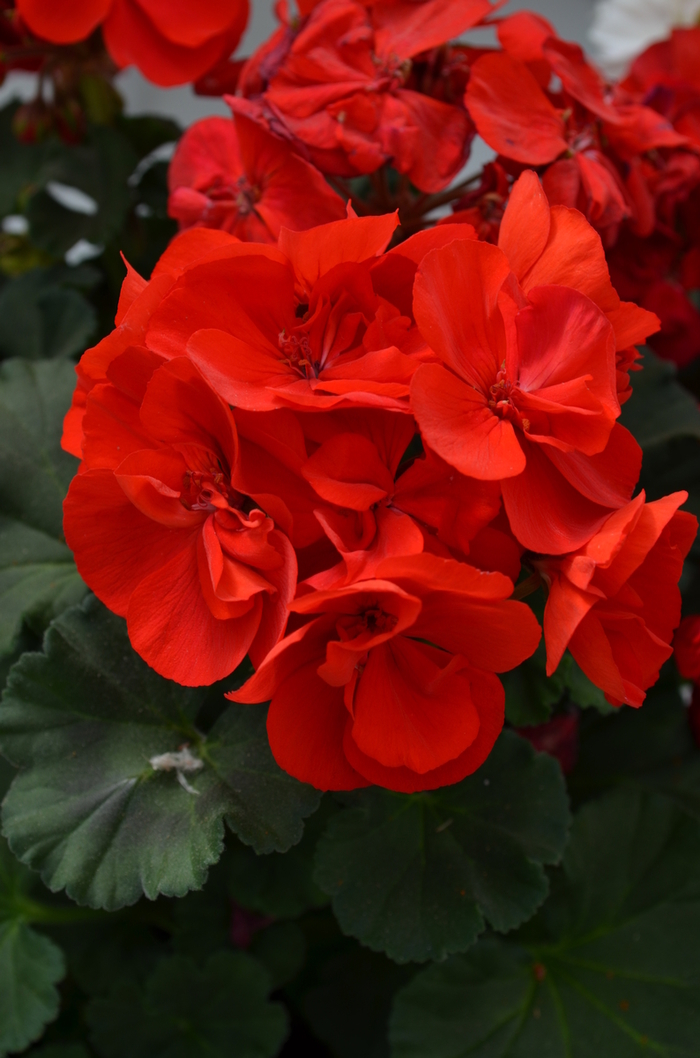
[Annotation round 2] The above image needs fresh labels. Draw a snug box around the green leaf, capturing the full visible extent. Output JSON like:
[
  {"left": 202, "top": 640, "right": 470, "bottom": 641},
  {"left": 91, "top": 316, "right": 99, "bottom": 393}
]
[
  {"left": 390, "top": 787, "right": 700, "bottom": 1057},
  {"left": 116, "top": 114, "right": 181, "bottom": 158},
  {"left": 0, "top": 838, "right": 65, "bottom": 1056},
  {"left": 226, "top": 800, "right": 333, "bottom": 919},
  {"left": 200, "top": 703, "right": 321, "bottom": 856},
  {"left": 87, "top": 951, "right": 288, "bottom": 1058},
  {"left": 502, "top": 642, "right": 558, "bottom": 727},
  {"left": 0, "top": 358, "right": 86, "bottom": 654},
  {"left": 0, "top": 104, "right": 54, "bottom": 218},
  {"left": 621, "top": 347, "right": 700, "bottom": 448},
  {"left": 569, "top": 676, "right": 700, "bottom": 817},
  {"left": 250, "top": 920, "right": 307, "bottom": 989},
  {"left": 31, "top": 1047, "right": 90, "bottom": 1058},
  {"left": 313, "top": 732, "right": 570, "bottom": 963},
  {"left": 303, "top": 947, "right": 413, "bottom": 1058},
  {"left": 0, "top": 597, "right": 320, "bottom": 909},
  {"left": 27, "top": 126, "right": 137, "bottom": 258},
  {"left": 0, "top": 270, "right": 97, "bottom": 360},
  {"left": 504, "top": 642, "right": 609, "bottom": 728}
]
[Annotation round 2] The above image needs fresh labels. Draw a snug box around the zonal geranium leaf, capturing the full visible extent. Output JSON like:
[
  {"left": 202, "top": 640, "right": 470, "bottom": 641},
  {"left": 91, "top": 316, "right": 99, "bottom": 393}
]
[
  {"left": 313, "top": 732, "right": 570, "bottom": 963},
  {"left": 0, "top": 596, "right": 320, "bottom": 910},
  {"left": 0, "top": 358, "right": 86, "bottom": 656},
  {"left": 86, "top": 951, "right": 288, "bottom": 1058},
  {"left": 390, "top": 786, "right": 700, "bottom": 1057},
  {"left": 0, "top": 837, "right": 65, "bottom": 1057}
]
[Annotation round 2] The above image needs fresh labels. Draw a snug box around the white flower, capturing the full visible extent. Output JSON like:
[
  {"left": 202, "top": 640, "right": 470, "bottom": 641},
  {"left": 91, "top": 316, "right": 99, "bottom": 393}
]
[{"left": 589, "top": 0, "right": 700, "bottom": 79}]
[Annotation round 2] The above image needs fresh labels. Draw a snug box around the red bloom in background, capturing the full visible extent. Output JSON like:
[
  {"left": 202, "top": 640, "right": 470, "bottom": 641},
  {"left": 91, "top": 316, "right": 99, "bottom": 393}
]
[
  {"left": 674, "top": 614, "right": 700, "bottom": 681},
  {"left": 230, "top": 553, "right": 541, "bottom": 792},
  {"left": 63, "top": 352, "right": 296, "bottom": 686},
  {"left": 232, "top": 0, "right": 492, "bottom": 192},
  {"left": 537, "top": 491, "right": 697, "bottom": 706},
  {"left": 464, "top": 14, "right": 685, "bottom": 244},
  {"left": 621, "top": 27, "right": 700, "bottom": 150},
  {"left": 168, "top": 113, "right": 345, "bottom": 242},
  {"left": 16, "top": 0, "right": 249, "bottom": 86},
  {"left": 409, "top": 234, "right": 642, "bottom": 554}
]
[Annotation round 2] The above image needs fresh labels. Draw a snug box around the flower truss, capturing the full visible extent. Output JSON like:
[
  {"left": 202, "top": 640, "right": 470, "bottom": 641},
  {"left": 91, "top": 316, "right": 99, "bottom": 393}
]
[{"left": 21, "top": 0, "right": 693, "bottom": 794}]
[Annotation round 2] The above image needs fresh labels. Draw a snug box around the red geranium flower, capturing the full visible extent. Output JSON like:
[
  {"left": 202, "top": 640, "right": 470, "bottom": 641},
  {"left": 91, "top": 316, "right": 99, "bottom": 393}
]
[
  {"left": 63, "top": 351, "right": 296, "bottom": 686},
  {"left": 464, "top": 16, "right": 685, "bottom": 244},
  {"left": 232, "top": 0, "right": 492, "bottom": 192},
  {"left": 537, "top": 491, "right": 697, "bottom": 706},
  {"left": 294, "top": 407, "right": 502, "bottom": 589},
  {"left": 229, "top": 553, "right": 541, "bottom": 791},
  {"left": 168, "top": 113, "right": 346, "bottom": 242},
  {"left": 409, "top": 232, "right": 643, "bottom": 554},
  {"left": 16, "top": 0, "right": 249, "bottom": 86},
  {"left": 61, "top": 228, "right": 242, "bottom": 459},
  {"left": 145, "top": 213, "right": 439, "bottom": 413},
  {"left": 496, "top": 171, "right": 659, "bottom": 403}
]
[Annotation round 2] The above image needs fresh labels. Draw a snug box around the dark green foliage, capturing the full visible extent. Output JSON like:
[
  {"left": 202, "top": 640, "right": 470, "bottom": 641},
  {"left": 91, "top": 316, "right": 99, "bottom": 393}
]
[
  {"left": 86, "top": 951, "right": 288, "bottom": 1058},
  {"left": 304, "top": 948, "right": 414, "bottom": 1058},
  {"left": 0, "top": 597, "right": 320, "bottom": 910},
  {"left": 503, "top": 642, "right": 609, "bottom": 727},
  {"left": 0, "top": 837, "right": 65, "bottom": 1056},
  {"left": 569, "top": 676, "right": 700, "bottom": 816},
  {"left": 313, "top": 733, "right": 570, "bottom": 962},
  {"left": 226, "top": 799, "right": 333, "bottom": 918},
  {"left": 0, "top": 358, "right": 86, "bottom": 658},
  {"left": 390, "top": 787, "right": 700, "bottom": 1057},
  {"left": 26, "top": 125, "right": 136, "bottom": 258},
  {"left": 620, "top": 347, "right": 700, "bottom": 449},
  {"left": 0, "top": 268, "right": 97, "bottom": 360}
]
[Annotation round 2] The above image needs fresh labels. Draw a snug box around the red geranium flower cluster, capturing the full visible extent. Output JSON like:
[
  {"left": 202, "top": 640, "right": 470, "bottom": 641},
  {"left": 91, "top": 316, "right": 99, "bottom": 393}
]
[
  {"left": 605, "top": 28, "right": 700, "bottom": 368},
  {"left": 230, "top": 0, "right": 494, "bottom": 193},
  {"left": 62, "top": 148, "right": 696, "bottom": 792},
  {"left": 12, "top": 0, "right": 249, "bottom": 85}
]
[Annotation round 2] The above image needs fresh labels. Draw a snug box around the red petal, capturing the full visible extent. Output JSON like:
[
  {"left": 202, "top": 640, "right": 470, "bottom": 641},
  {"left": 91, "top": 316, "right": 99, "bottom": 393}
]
[
  {"left": 17, "top": 0, "right": 111, "bottom": 43},
  {"left": 343, "top": 667, "right": 505, "bottom": 792},
  {"left": 373, "top": 0, "right": 491, "bottom": 59},
  {"left": 140, "top": 356, "right": 238, "bottom": 467},
  {"left": 134, "top": 0, "right": 248, "bottom": 48},
  {"left": 498, "top": 170, "right": 551, "bottom": 282},
  {"left": 266, "top": 661, "right": 369, "bottom": 791},
  {"left": 465, "top": 52, "right": 567, "bottom": 165},
  {"left": 127, "top": 534, "right": 259, "bottom": 685},
  {"left": 520, "top": 205, "right": 619, "bottom": 313},
  {"left": 279, "top": 214, "right": 399, "bottom": 295},
  {"left": 302, "top": 433, "right": 395, "bottom": 510},
  {"left": 103, "top": 0, "right": 236, "bottom": 87},
  {"left": 350, "top": 639, "right": 480, "bottom": 772},
  {"left": 414, "top": 238, "right": 510, "bottom": 392},
  {"left": 411, "top": 364, "right": 526, "bottom": 480},
  {"left": 63, "top": 469, "right": 195, "bottom": 615},
  {"left": 501, "top": 440, "right": 617, "bottom": 554},
  {"left": 393, "top": 445, "right": 501, "bottom": 553}
]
